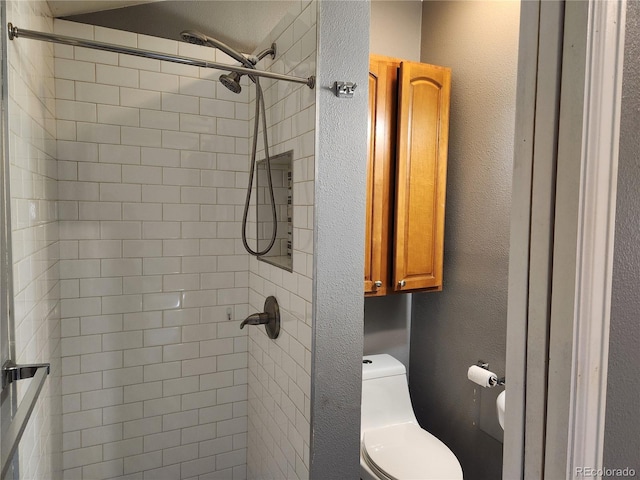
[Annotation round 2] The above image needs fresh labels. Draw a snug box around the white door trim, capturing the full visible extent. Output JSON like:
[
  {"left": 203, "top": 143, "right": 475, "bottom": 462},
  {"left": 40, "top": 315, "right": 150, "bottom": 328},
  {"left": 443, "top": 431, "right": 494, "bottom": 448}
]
[
  {"left": 505, "top": 1, "right": 627, "bottom": 478},
  {"left": 565, "top": 0, "right": 626, "bottom": 475}
]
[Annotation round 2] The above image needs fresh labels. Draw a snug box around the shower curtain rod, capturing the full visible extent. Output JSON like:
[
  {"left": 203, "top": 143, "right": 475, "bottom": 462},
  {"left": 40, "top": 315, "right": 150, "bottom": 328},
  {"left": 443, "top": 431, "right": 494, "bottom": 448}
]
[{"left": 6, "top": 23, "right": 316, "bottom": 89}]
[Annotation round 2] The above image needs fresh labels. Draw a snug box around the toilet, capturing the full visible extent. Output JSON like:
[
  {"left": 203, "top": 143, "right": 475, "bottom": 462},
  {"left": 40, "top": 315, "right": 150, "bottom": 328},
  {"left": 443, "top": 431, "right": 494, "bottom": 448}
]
[{"left": 361, "top": 354, "right": 463, "bottom": 480}]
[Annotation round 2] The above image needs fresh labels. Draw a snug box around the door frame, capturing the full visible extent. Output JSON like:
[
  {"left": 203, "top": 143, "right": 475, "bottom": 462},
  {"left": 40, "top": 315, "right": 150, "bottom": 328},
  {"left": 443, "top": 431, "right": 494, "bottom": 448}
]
[{"left": 504, "top": 0, "right": 626, "bottom": 478}]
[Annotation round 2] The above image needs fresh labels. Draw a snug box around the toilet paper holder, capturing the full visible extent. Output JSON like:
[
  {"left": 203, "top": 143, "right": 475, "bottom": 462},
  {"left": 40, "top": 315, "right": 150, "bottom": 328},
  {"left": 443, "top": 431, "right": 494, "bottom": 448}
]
[{"left": 476, "top": 361, "right": 506, "bottom": 387}]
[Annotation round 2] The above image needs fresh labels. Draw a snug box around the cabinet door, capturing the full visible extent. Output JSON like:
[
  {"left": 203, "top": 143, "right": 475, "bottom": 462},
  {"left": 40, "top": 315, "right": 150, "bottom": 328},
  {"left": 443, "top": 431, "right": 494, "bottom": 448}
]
[
  {"left": 364, "top": 57, "right": 399, "bottom": 295},
  {"left": 393, "top": 61, "right": 451, "bottom": 292}
]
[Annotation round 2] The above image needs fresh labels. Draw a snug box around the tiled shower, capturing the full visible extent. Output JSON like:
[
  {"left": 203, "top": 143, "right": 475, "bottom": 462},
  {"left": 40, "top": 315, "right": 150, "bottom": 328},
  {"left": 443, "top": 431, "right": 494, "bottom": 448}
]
[{"left": 5, "top": 0, "right": 316, "bottom": 478}]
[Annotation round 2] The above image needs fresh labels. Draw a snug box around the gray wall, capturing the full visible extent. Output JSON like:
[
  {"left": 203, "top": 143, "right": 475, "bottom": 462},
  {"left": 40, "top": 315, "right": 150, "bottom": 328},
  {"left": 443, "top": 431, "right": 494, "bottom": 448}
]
[
  {"left": 603, "top": 0, "right": 640, "bottom": 473},
  {"left": 364, "top": 1, "right": 422, "bottom": 372},
  {"left": 310, "top": 1, "right": 369, "bottom": 478},
  {"left": 409, "top": 2, "right": 520, "bottom": 479}
]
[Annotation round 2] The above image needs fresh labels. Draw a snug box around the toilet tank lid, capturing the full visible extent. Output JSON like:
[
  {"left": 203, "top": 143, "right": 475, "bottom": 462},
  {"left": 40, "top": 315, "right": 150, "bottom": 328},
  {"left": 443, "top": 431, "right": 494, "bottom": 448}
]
[{"left": 363, "top": 354, "right": 406, "bottom": 380}]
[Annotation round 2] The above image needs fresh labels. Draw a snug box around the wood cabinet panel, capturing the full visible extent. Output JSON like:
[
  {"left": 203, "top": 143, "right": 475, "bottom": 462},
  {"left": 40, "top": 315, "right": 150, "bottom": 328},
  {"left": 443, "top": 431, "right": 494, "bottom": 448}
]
[
  {"left": 365, "top": 55, "right": 451, "bottom": 296},
  {"left": 394, "top": 61, "right": 451, "bottom": 292}
]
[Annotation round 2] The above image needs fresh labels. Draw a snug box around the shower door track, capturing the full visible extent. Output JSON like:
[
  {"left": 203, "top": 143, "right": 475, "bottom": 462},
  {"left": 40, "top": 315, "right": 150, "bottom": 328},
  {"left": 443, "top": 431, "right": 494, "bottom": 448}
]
[{"left": 6, "top": 23, "right": 316, "bottom": 89}]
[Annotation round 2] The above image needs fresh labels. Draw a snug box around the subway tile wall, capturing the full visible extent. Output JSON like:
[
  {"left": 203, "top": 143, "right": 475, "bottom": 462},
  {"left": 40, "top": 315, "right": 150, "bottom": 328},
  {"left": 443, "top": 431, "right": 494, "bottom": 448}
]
[
  {"left": 53, "top": 20, "right": 252, "bottom": 479},
  {"left": 246, "top": 2, "right": 316, "bottom": 479},
  {"left": 5, "top": 1, "right": 62, "bottom": 478}
]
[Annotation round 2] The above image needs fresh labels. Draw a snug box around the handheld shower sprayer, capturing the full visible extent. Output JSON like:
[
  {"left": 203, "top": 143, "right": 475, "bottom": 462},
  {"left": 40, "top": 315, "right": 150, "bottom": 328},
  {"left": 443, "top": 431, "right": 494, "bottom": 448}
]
[{"left": 180, "top": 29, "right": 279, "bottom": 257}]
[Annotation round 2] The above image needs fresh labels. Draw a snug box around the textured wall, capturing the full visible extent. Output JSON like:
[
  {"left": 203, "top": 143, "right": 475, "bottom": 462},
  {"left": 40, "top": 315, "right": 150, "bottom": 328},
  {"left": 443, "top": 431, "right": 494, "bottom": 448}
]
[
  {"left": 603, "top": 0, "right": 640, "bottom": 472},
  {"left": 363, "top": 1, "right": 422, "bottom": 372},
  {"left": 410, "top": 2, "right": 519, "bottom": 479},
  {"left": 54, "top": 20, "right": 250, "bottom": 479},
  {"left": 246, "top": 2, "right": 316, "bottom": 478},
  {"left": 310, "top": 1, "right": 368, "bottom": 478},
  {"left": 5, "top": 1, "right": 62, "bottom": 478},
  {"left": 370, "top": 1, "right": 422, "bottom": 61}
]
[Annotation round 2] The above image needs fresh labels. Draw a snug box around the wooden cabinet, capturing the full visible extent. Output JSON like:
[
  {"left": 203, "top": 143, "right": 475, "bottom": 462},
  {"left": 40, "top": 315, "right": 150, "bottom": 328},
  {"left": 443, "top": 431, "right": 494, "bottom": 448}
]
[{"left": 365, "top": 54, "right": 451, "bottom": 296}]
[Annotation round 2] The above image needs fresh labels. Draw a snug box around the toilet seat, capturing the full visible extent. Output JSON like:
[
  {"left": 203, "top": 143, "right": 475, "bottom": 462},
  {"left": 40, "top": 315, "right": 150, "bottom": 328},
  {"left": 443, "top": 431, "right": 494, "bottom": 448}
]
[{"left": 362, "top": 423, "right": 463, "bottom": 480}]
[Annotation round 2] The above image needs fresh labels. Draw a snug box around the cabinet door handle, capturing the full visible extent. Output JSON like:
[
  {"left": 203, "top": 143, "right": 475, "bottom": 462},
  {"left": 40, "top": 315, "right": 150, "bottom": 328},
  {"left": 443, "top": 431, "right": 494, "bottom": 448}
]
[
  {"left": 398, "top": 279, "right": 406, "bottom": 288},
  {"left": 374, "top": 281, "right": 383, "bottom": 288}
]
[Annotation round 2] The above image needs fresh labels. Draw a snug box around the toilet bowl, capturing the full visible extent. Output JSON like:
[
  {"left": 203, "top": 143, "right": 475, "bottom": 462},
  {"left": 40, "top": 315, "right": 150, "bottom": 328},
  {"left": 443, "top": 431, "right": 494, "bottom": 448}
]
[{"left": 361, "top": 354, "right": 463, "bottom": 480}]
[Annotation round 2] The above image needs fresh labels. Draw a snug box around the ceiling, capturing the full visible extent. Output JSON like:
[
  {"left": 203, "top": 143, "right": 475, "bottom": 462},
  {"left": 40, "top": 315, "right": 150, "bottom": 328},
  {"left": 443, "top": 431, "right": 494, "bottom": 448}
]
[{"left": 53, "top": 0, "right": 297, "bottom": 53}]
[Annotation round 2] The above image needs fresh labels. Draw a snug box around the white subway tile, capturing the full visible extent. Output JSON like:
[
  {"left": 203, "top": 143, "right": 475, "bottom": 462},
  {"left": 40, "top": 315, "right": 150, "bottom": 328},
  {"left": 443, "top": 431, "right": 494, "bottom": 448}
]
[
  {"left": 180, "top": 455, "right": 215, "bottom": 478},
  {"left": 123, "top": 203, "right": 162, "bottom": 221},
  {"left": 162, "top": 342, "right": 199, "bottom": 362},
  {"left": 142, "top": 222, "right": 180, "bottom": 239},
  {"left": 161, "top": 167, "right": 199, "bottom": 186},
  {"left": 62, "top": 356, "right": 80, "bottom": 376},
  {"left": 123, "top": 417, "right": 163, "bottom": 441},
  {"left": 162, "top": 204, "right": 199, "bottom": 221},
  {"left": 63, "top": 409, "right": 102, "bottom": 433},
  {"left": 124, "top": 381, "right": 163, "bottom": 403},
  {"left": 81, "top": 314, "right": 123, "bottom": 335},
  {"left": 78, "top": 163, "right": 122, "bottom": 183},
  {"left": 103, "top": 402, "right": 143, "bottom": 425},
  {"left": 200, "top": 371, "right": 234, "bottom": 391},
  {"left": 216, "top": 118, "right": 247, "bottom": 138},
  {"left": 120, "top": 88, "right": 161, "bottom": 111},
  {"left": 163, "top": 308, "right": 200, "bottom": 327},
  {"left": 143, "top": 257, "right": 181, "bottom": 275},
  {"left": 82, "top": 424, "right": 123, "bottom": 448},
  {"left": 58, "top": 141, "right": 98, "bottom": 162},
  {"left": 181, "top": 357, "right": 217, "bottom": 376},
  {"left": 100, "top": 221, "right": 142, "bottom": 239},
  {"left": 181, "top": 256, "right": 217, "bottom": 274},
  {"left": 78, "top": 239, "right": 122, "bottom": 259},
  {"left": 103, "top": 437, "right": 143, "bottom": 461},
  {"left": 163, "top": 443, "right": 200, "bottom": 466},
  {"left": 77, "top": 122, "right": 121, "bottom": 144},
  {"left": 63, "top": 445, "right": 102, "bottom": 469},
  {"left": 143, "top": 326, "right": 181, "bottom": 346},
  {"left": 162, "top": 410, "right": 198, "bottom": 432},
  {"left": 140, "top": 109, "right": 179, "bottom": 130},
  {"left": 216, "top": 449, "right": 246, "bottom": 470},
  {"left": 95, "top": 26, "right": 137, "bottom": 47},
  {"left": 123, "top": 239, "right": 162, "bottom": 258},
  {"left": 216, "top": 416, "right": 247, "bottom": 437},
  {"left": 138, "top": 34, "right": 177, "bottom": 55},
  {"left": 143, "top": 395, "right": 181, "bottom": 418},
  {"left": 76, "top": 82, "right": 119, "bottom": 105},
  {"left": 140, "top": 71, "right": 179, "bottom": 92},
  {"left": 123, "top": 346, "right": 162, "bottom": 367},
  {"left": 99, "top": 144, "right": 141, "bottom": 165},
  {"left": 143, "top": 430, "right": 181, "bottom": 453},
  {"left": 199, "top": 436, "right": 234, "bottom": 458},
  {"left": 79, "top": 350, "right": 122, "bottom": 373},
  {"left": 124, "top": 311, "right": 163, "bottom": 330},
  {"left": 56, "top": 99, "right": 97, "bottom": 123},
  {"left": 123, "top": 165, "right": 163, "bottom": 185},
  {"left": 102, "top": 332, "right": 143, "bottom": 352},
  {"left": 97, "top": 105, "right": 140, "bottom": 127},
  {"left": 75, "top": 45, "right": 119, "bottom": 66},
  {"left": 102, "top": 367, "right": 143, "bottom": 389},
  {"left": 55, "top": 58, "right": 95, "bottom": 82},
  {"left": 121, "top": 127, "right": 162, "bottom": 147},
  {"left": 162, "top": 130, "right": 199, "bottom": 150},
  {"left": 96, "top": 64, "right": 139, "bottom": 88},
  {"left": 123, "top": 451, "right": 163, "bottom": 475},
  {"left": 124, "top": 275, "right": 163, "bottom": 295},
  {"left": 200, "top": 98, "right": 235, "bottom": 118},
  {"left": 61, "top": 297, "right": 101, "bottom": 318},
  {"left": 79, "top": 202, "right": 122, "bottom": 221},
  {"left": 141, "top": 147, "right": 180, "bottom": 167},
  {"left": 200, "top": 134, "right": 236, "bottom": 154},
  {"left": 181, "top": 423, "right": 216, "bottom": 445},
  {"left": 101, "top": 258, "right": 142, "bottom": 277},
  {"left": 62, "top": 372, "right": 102, "bottom": 395},
  {"left": 100, "top": 184, "right": 141, "bottom": 202},
  {"left": 144, "top": 361, "right": 180, "bottom": 382},
  {"left": 102, "top": 294, "right": 142, "bottom": 314},
  {"left": 81, "top": 459, "right": 124, "bottom": 480},
  {"left": 163, "top": 273, "right": 199, "bottom": 292},
  {"left": 200, "top": 339, "right": 234, "bottom": 358},
  {"left": 162, "top": 376, "right": 199, "bottom": 397}
]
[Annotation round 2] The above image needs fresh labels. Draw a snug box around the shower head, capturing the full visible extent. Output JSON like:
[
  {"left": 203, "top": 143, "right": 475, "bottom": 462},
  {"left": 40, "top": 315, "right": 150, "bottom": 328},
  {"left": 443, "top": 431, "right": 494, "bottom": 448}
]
[
  {"left": 179, "top": 29, "right": 255, "bottom": 69},
  {"left": 219, "top": 72, "right": 243, "bottom": 94},
  {"left": 180, "top": 30, "right": 208, "bottom": 46}
]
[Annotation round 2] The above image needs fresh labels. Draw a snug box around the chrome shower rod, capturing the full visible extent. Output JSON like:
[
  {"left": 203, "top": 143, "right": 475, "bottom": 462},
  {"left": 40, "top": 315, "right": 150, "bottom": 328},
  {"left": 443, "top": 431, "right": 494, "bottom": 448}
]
[{"left": 7, "top": 23, "right": 315, "bottom": 89}]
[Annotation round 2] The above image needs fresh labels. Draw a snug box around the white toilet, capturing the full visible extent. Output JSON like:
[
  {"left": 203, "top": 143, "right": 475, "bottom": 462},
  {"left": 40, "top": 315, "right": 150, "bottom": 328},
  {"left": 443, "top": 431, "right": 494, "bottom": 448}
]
[{"left": 361, "top": 354, "right": 463, "bottom": 480}]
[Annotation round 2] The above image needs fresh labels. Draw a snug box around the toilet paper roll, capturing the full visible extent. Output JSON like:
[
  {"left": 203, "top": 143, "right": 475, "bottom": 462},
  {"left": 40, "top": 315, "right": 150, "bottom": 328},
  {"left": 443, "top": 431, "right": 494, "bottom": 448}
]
[{"left": 467, "top": 365, "right": 498, "bottom": 387}]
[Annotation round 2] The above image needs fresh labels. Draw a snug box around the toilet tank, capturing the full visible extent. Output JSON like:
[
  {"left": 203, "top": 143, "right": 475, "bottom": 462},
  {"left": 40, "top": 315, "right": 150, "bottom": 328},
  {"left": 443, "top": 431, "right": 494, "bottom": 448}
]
[{"left": 361, "top": 354, "right": 418, "bottom": 435}]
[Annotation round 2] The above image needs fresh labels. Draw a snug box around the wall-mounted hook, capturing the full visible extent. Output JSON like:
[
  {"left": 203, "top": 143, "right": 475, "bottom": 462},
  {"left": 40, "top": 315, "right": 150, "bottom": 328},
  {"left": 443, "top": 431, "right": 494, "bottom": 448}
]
[{"left": 334, "top": 81, "right": 357, "bottom": 98}]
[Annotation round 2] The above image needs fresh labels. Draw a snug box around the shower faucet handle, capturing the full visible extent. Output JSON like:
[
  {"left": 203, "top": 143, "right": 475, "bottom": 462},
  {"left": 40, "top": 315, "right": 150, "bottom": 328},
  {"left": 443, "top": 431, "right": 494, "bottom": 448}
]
[
  {"left": 240, "top": 312, "right": 270, "bottom": 328},
  {"left": 239, "top": 296, "right": 280, "bottom": 339}
]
